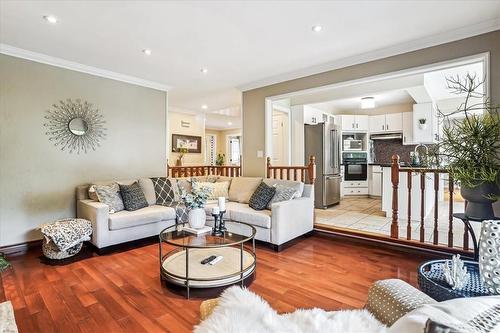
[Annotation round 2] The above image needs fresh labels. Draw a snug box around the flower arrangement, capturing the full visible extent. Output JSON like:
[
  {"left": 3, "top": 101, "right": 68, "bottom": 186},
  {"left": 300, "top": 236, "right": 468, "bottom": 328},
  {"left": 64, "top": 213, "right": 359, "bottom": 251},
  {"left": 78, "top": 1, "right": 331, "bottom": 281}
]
[
  {"left": 180, "top": 183, "right": 211, "bottom": 209},
  {"left": 216, "top": 153, "right": 225, "bottom": 166}
]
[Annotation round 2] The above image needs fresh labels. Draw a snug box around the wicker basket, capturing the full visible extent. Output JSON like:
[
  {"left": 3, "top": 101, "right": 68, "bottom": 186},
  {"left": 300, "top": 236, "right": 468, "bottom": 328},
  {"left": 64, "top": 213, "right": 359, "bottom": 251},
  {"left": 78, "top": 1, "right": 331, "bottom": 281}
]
[{"left": 418, "top": 259, "right": 491, "bottom": 302}]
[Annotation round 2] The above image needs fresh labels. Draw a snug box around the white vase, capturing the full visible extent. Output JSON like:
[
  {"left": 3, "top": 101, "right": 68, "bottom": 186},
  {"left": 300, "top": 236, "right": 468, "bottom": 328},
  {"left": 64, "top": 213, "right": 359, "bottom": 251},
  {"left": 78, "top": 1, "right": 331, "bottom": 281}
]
[
  {"left": 188, "top": 208, "right": 206, "bottom": 229},
  {"left": 479, "top": 220, "right": 500, "bottom": 295}
]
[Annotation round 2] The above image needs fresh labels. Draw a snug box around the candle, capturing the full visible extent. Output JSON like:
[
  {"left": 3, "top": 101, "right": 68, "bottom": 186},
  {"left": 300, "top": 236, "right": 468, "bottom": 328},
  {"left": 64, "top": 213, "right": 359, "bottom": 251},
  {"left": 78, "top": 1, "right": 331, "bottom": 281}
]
[
  {"left": 218, "top": 197, "right": 225, "bottom": 212},
  {"left": 212, "top": 206, "right": 220, "bottom": 215}
]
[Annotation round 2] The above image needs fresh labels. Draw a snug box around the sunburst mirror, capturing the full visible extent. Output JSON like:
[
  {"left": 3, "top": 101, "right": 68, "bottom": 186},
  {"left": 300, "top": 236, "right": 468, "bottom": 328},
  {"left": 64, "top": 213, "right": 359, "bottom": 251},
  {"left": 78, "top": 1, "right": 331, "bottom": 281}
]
[{"left": 44, "top": 98, "right": 106, "bottom": 154}]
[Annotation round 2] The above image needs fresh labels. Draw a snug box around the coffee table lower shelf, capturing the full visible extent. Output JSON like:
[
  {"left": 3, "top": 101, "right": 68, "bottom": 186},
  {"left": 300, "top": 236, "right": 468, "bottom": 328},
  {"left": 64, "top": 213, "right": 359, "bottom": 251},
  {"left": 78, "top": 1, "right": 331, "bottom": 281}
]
[{"left": 161, "top": 247, "right": 256, "bottom": 296}]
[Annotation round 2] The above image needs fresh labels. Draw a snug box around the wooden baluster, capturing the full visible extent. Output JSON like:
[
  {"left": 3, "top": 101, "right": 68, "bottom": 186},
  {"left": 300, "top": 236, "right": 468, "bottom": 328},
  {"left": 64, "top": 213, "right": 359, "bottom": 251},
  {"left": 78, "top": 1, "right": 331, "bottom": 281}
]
[
  {"left": 308, "top": 156, "right": 316, "bottom": 185},
  {"left": 448, "top": 175, "right": 454, "bottom": 248},
  {"left": 301, "top": 170, "right": 305, "bottom": 183},
  {"left": 279, "top": 168, "right": 283, "bottom": 180},
  {"left": 266, "top": 157, "right": 271, "bottom": 179},
  {"left": 230, "top": 167, "right": 234, "bottom": 177},
  {"left": 420, "top": 172, "right": 425, "bottom": 243},
  {"left": 433, "top": 172, "right": 439, "bottom": 245},
  {"left": 294, "top": 169, "right": 298, "bottom": 181},
  {"left": 407, "top": 172, "right": 412, "bottom": 240},
  {"left": 287, "top": 169, "right": 291, "bottom": 180},
  {"left": 273, "top": 169, "right": 277, "bottom": 179},
  {"left": 391, "top": 155, "right": 400, "bottom": 238}
]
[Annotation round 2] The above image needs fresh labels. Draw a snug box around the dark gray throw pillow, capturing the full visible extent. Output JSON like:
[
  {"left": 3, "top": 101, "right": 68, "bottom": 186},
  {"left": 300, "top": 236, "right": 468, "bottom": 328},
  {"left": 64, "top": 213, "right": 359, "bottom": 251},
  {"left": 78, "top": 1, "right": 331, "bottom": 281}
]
[
  {"left": 249, "top": 182, "right": 276, "bottom": 211},
  {"left": 151, "top": 177, "right": 176, "bottom": 205},
  {"left": 119, "top": 182, "right": 148, "bottom": 211}
]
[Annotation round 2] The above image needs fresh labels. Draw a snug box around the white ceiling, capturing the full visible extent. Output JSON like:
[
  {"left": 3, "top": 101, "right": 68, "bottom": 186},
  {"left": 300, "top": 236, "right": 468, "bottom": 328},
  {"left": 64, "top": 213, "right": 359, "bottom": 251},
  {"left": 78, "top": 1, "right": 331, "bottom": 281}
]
[{"left": 1, "top": 1, "right": 499, "bottom": 116}]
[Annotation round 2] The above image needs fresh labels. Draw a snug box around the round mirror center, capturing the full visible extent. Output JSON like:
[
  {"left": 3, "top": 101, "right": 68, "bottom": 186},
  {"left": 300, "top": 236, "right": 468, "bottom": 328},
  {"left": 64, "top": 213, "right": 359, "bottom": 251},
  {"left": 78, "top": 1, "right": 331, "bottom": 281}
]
[{"left": 68, "top": 117, "right": 88, "bottom": 136}]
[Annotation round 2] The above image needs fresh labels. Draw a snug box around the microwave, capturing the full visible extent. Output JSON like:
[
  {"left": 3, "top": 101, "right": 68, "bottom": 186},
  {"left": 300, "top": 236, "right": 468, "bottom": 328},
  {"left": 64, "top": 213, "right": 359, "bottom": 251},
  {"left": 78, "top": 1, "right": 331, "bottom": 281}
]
[{"left": 343, "top": 139, "right": 363, "bottom": 151}]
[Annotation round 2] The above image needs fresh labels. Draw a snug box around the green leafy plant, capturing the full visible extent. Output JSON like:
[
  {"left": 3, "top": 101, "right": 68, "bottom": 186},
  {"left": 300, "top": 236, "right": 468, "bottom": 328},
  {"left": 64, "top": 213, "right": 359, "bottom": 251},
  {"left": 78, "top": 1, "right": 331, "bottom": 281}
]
[
  {"left": 216, "top": 153, "right": 225, "bottom": 166},
  {"left": 180, "top": 183, "right": 211, "bottom": 209},
  {"left": 430, "top": 74, "right": 500, "bottom": 190}
]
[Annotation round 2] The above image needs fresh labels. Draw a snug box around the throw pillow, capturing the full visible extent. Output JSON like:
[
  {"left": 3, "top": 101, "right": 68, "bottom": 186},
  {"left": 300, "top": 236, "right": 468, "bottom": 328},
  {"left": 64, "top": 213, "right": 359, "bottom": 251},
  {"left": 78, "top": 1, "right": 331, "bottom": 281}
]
[
  {"left": 193, "top": 181, "right": 230, "bottom": 200},
  {"left": 94, "top": 183, "right": 124, "bottom": 213},
  {"left": 249, "top": 182, "right": 276, "bottom": 210},
  {"left": 119, "top": 182, "right": 148, "bottom": 211},
  {"left": 228, "top": 177, "right": 263, "bottom": 204},
  {"left": 267, "top": 185, "right": 297, "bottom": 209},
  {"left": 151, "top": 177, "right": 176, "bottom": 205}
]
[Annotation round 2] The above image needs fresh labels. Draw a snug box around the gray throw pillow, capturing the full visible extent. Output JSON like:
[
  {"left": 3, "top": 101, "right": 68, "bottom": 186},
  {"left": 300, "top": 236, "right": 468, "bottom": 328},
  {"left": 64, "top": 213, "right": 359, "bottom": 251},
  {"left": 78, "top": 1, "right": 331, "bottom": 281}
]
[
  {"left": 267, "top": 185, "right": 297, "bottom": 210},
  {"left": 94, "top": 183, "right": 124, "bottom": 213},
  {"left": 119, "top": 182, "right": 148, "bottom": 211},
  {"left": 151, "top": 177, "right": 176, "bottom": 205},
  {"left": 249, "top": 182, "right": 276, "bottom": 211}
]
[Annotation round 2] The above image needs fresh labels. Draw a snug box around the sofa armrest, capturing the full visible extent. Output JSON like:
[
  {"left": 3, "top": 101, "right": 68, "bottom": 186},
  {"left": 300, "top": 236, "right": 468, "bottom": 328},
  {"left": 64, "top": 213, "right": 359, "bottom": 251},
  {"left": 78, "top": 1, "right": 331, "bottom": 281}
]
[
  {"left": 270, "top": 197, "right": 313, "bottom": 246},
  {"left": 77, "top": 199, "right": 109, "bottom": 248},
  {"left": 366, "top": 279, "right": 437, "bottom": 327}
]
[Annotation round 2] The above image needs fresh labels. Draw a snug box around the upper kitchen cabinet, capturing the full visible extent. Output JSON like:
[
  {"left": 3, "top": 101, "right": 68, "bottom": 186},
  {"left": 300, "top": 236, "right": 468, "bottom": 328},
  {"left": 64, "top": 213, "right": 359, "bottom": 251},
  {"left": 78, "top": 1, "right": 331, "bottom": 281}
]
[
  {"left": 402, "top": 112, "right": 414, "bottom": 145},
  {"left": 369, "top": 113, "right": 403, "bottom": 133},
  {"left": 412, "top": 103, "right": 440, "bottom": 144},
  {"left": 302, "top": 105, "right": 325, "bottom": 125},
  {"left": 339, "top": 115, "right": 368, "bottom": 131}
]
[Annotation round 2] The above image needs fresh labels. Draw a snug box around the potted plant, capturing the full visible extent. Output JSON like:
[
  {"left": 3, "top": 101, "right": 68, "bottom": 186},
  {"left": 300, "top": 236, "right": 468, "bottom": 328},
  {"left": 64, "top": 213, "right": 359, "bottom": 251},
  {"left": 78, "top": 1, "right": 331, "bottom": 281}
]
[
  {"left": 431, "top": 74, "right": 500, "bottom": 220},
  {"left": 418, "top": 118, "right": 427, "bottom": 130},
  {"left": 181, "top": 184, "right": 211, "bottom": 229},
  {"left": 174, "top": 147, "right": 189, "bottom": 166},
  {"left": 216, "top": 153, "right": 225, "bottom": 166}
]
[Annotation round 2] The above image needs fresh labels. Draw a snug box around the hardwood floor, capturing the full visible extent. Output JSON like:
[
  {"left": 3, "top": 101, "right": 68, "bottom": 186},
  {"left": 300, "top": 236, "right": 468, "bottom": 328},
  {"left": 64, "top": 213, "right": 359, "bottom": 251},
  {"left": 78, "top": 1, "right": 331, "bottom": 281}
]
[{"left": 0, "top": 234, "right": 433, "bottom": 333}]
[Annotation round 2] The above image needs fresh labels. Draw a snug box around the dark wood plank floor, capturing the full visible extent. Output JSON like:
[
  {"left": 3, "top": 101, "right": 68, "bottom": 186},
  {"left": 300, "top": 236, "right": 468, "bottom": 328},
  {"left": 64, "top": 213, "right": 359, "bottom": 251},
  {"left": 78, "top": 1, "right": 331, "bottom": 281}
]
[{"left": 0, "top": 234, "right": 432, "bottom": 333}]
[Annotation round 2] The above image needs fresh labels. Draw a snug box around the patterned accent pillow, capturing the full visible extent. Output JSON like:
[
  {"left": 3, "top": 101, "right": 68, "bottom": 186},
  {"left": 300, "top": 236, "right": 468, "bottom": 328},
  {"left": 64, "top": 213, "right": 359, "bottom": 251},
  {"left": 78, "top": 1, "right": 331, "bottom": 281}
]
[
  {"left": 151, "top": 177, "right": 176, "bottom": 205},
  {"left": 193, "top": 181, "right": 230, "bottom": 200},
  {"left": 94, "top": 183, "right": 124, "bottom": 213},
  {"left": 267, "top": 185, "right": 297, "bottom": 210},
  {"left": 249, "top": 182, "right": 276, "bottom": 211},
  {"left": 119, "top": 182, "right": 148, "bottom": 211}
]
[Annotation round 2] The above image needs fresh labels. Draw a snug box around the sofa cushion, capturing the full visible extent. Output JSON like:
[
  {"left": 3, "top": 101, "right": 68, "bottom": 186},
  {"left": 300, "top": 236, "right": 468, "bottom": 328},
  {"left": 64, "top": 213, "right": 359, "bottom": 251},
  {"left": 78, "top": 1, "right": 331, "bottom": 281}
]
[
  {"left": 151, "top": 177, "right": 176, "bottom": 205},
  {"left": 249, "top": 182, "right": 276, "bottom": 210},
  {"left": 138, "top": 178, "right": 156, "bottom": 206},
  {"left": 108, "top": 205, "right": 176, "bottom": 230},
  {"left": 263, "top": 179, "right": 304, "bottom": 198},
  {"left": 228, "top": 177, "right": 262, "bottom": 204},
  {"left": 195, "top": 181, "right": 230, "bottom": 200},
  {"left": 227, "top": 202, "right": 271, "bottom": 229},
  {"left": 267, "top": 185, "right": 297, "bottom": 209},
  {"left": 94, "top": 183, "right": 124, "bottom": 213},
  {"left": 388, "top": 295, "right": 500, "bottom": 333},
  {"left": 119, "top": 182, "right": 149, "bottom": 211}
]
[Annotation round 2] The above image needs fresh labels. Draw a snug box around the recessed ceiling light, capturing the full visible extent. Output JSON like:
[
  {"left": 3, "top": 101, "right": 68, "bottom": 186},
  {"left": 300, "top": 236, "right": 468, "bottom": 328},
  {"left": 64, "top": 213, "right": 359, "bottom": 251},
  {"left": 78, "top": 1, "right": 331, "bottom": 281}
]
[
  {"left": 200, "top": 68, "right": 208, "bottom": 74},
  {"left": 361, "top": 97, "right": 375, "bottom": 109},
  {"left": 227, "top": 122, "right": 233, "bottom": 126},
  {"left": 312, "top": 25, "right": 322, "bottom": 32},
  {"left": 142, "top": 49, "right": 152, "bottom": 55},
  {"left": 43, "top": 15, "right": 58, "bottom": 24},
  {"left": 201, "top": 104, "right": 208, "bottom": 110}
]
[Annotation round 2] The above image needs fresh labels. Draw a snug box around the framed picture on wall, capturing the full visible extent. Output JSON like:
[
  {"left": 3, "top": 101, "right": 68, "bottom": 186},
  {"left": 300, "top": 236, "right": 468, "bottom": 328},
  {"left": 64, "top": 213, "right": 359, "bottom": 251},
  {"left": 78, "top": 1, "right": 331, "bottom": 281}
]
[{"left": 171, "top": 134, "right": 202, "bottom": 153}]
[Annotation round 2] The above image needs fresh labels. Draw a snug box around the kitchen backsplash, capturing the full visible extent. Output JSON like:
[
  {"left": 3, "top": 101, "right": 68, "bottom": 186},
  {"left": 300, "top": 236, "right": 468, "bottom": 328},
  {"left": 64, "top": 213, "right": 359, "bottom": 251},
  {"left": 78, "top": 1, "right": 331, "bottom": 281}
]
[{"left": 373, "top": 139, "right": 418, "bottom": 163}]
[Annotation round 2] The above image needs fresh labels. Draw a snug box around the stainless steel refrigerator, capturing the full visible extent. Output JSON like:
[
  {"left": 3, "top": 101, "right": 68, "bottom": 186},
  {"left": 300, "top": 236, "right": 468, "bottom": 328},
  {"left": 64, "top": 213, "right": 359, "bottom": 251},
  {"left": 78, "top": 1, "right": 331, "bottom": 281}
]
[{"left": 304, "top": 122, "right": 341, "bottom": 208}]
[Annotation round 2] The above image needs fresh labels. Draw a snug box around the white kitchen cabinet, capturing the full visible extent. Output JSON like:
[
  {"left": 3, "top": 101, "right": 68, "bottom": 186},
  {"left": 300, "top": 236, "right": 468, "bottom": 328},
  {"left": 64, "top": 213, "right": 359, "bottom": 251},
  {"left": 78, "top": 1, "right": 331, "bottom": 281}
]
[
  {"left": 369, "top": 115, "right": 386, "bottom": 133},
  {"left": 402, "top": 112, "right": 414, "bottom": 145},
  {"left": 370, "top": 166, "right": 382, "bottom": 196},
  {"left": 369, "top": 113, "right": 403, "bottom": 133},
  {"left": 413, "top": 103, "right": 440, "bottom": 144},
  {"left": 340, "top": 115, "right": 368, "bottom": 131},
  {"left": 385, "top": 113, "right": 403, "bottom": 132},
  {"left": 303, "top": 106, "right": 324, "bottom": 125}
]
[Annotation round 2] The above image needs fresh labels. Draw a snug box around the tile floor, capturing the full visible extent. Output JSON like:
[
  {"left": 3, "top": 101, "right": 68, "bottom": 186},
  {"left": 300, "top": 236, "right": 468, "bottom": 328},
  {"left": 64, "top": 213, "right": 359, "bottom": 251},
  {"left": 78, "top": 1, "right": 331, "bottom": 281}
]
[{"left": 315, "top": 196, "right": 481, "bottom": 249}]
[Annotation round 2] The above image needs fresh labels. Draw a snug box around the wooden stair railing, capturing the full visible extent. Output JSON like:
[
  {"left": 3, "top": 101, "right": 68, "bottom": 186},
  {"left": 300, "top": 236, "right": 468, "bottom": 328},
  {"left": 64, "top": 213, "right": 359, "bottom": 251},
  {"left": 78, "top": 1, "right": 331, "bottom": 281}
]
[
  {"left": 266, "top": 156, "right": 316, "bottom": 184},
  {"left": 390, "top": 154, "right": 468, "bottom": 252},
  {"left": 167, "top": 162, "right": 241, "bottom": 178}
]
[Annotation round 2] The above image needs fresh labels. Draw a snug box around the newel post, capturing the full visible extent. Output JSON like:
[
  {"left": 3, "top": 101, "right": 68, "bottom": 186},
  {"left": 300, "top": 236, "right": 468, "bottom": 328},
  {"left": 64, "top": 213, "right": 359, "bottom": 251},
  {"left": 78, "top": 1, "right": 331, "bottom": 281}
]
[
  {"left": 308, "top": 155, "right": 316, "bottom": 185},
  {"left": 391, "top": 155, "right": 400, "bottom": 238},
  {"left": 266, "top": 157, "right": 271, "bottom": 179}
]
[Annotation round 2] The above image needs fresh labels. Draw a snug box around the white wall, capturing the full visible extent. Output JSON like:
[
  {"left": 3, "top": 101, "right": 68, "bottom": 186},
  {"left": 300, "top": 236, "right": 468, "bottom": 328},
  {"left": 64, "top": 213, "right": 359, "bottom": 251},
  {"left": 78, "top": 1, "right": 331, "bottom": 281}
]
[{"left": 0, "top": 54, "right": 167, "bottom": 247}]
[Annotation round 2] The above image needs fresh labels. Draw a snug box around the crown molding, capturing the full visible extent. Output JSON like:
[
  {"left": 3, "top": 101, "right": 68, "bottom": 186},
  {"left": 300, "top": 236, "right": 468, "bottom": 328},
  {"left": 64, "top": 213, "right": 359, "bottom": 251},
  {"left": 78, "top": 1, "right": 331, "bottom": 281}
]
[
  {"left": 0, "top": 44, "right": 171, "bottom": 91},
  {"left": 238, "top": 18, "right": 500, "bottom": 91}
]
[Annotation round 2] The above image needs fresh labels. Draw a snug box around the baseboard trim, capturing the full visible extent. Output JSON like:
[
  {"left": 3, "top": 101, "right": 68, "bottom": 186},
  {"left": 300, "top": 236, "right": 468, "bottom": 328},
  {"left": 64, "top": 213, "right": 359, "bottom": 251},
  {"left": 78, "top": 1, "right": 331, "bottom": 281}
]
[{"left": 0, "top": 239, "right": 42, "bottom": 256}]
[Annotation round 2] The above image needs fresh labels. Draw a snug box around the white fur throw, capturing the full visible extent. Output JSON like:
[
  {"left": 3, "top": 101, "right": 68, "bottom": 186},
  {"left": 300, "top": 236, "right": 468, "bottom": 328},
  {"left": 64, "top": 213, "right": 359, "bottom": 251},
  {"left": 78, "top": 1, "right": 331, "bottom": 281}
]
[{"left": 195, "top": 286, "right": 387, "bottom": 333}]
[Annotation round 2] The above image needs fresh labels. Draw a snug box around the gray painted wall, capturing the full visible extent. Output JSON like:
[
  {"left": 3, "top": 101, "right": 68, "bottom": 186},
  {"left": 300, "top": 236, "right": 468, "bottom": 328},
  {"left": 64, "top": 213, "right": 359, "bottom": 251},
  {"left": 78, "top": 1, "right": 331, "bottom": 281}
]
[{"left": 0, "top": 54, "right": 167, "bottom": 247}]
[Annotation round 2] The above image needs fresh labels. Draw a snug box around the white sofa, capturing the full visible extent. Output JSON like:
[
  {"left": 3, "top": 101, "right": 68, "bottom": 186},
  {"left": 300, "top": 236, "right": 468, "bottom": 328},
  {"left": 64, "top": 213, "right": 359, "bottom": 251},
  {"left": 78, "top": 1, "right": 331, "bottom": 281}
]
[{"left": 76, "top": 176, "right": 314, "bottom": 251}]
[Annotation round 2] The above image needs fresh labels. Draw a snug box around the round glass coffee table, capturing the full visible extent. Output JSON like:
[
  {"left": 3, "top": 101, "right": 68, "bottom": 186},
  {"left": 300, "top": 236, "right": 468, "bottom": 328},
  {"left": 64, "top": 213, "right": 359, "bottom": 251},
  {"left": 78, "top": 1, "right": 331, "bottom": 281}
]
[{"left": 159, "top": 220, "right": 256, "bottom": 298}]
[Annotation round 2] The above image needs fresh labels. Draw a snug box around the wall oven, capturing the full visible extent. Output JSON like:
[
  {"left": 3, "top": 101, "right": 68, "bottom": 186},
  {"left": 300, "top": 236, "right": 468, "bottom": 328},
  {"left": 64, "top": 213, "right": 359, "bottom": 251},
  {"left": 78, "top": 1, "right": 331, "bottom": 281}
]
[{"left": 342, "top": 152, "right": 367, "bottom": 181}]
